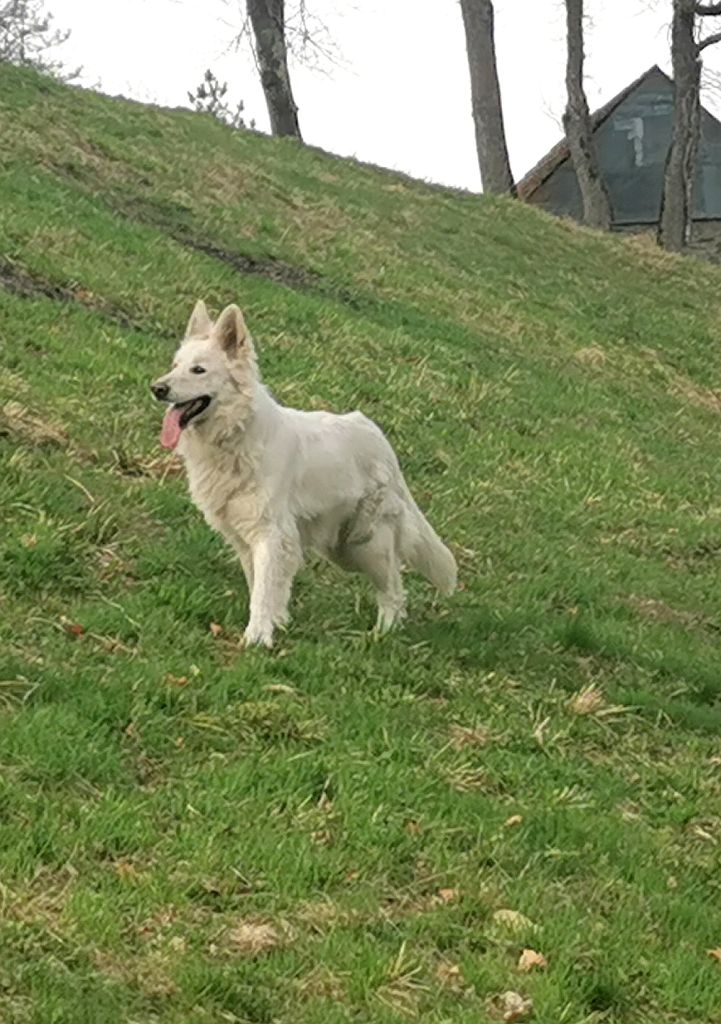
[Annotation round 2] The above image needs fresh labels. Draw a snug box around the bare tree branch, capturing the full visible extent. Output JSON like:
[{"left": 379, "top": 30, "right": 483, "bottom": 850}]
[
  {"left": 224, "top": 0, "right": 343, "bottom": 74},
  {"left": 697, "top": 27, "right": 721, "bottom": 48},
  {"left": 696, "top": 2, "right": 721, "bottom": 14},
  {"left": 702, "top": 61, "right": 721, "bottom": 104}
]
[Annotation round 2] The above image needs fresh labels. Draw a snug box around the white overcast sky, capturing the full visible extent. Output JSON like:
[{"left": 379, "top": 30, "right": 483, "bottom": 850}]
[{"left": 48, "top": 0, "right": 721, "bottom": 191}]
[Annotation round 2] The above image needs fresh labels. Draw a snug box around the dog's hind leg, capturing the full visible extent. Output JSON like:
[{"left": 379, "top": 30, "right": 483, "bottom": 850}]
[{"left": 344, "top": 521, "right": 406, "bottom": 634}]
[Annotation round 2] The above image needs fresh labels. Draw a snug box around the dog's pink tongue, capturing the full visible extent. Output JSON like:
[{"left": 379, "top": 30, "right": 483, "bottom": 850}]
[{"left": 160, "top": 407, "right": 183, "bottom": 450}]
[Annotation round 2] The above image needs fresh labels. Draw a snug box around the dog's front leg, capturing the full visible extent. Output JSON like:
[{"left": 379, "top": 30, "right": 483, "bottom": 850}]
[
  {"left": 244, "top": 530, "right": 302, "bottom": 648},
  {"left": 237, "top": 546, "right": 254, "bottom": 593}
]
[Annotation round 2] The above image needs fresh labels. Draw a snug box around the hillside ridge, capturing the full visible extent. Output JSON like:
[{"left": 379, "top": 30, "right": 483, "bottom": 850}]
[{"left": 3, "top": 63, "right": 721, "bottom": 1024}]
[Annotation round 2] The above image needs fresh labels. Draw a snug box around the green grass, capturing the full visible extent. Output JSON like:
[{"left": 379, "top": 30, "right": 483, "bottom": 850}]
[{"left": 3, "top": 63, "right": 721, "bottom": 1023}]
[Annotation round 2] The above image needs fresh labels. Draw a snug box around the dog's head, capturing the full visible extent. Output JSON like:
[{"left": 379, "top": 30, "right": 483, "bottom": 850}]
[{"left": 151, "top": 301, "right": 255, "bottom": 449}]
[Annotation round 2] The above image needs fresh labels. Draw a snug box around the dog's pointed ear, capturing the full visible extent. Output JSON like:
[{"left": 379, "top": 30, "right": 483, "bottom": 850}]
[
  {"left": 212, "top": 304, "right": 248, "bottom": 358},
  {"left": 185, "top": 299, "right": 212, "bottom": 338}
]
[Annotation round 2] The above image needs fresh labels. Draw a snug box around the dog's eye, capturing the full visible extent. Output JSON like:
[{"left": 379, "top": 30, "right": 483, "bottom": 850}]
[{"left": 190, "top": 366, "right": 206, "bottom": 374}]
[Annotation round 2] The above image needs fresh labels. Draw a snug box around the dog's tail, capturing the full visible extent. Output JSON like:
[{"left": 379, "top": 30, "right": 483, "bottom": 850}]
[{"left": 401, "top": 497, "right": 457, "bottom": 595}]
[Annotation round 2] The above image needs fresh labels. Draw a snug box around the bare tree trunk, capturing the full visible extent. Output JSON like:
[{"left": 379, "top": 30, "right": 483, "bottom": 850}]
[
  {"left": 658, "top": 0, "right": 701, "bottom": 250},
  {"left": 459, "top": 0, "right": 515, "bottom": 194},
  {"left": 247, "top": 0, "right": 301, "bottom": 140},
  {"left": 563, "top": 0, "right": 612, "bottom": 228}
]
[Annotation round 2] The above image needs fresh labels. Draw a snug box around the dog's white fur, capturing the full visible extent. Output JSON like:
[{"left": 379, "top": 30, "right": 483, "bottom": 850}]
[{"left": 152, "top": 301, "right": 457, "bottom": 647}]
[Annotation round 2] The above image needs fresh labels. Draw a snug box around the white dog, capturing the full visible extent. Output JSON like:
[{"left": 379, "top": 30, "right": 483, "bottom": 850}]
[{"left": 151, "top": 301, "right": 456, "bottom": 647}]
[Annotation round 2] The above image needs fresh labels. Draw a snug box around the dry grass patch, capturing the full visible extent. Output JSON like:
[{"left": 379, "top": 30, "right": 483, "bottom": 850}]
[
  {"left": 1, "top": 400, "right": 68, "bottom": 446},
  {"left": 449, "top": 722, "right": 492, "bottom": 749},
  {"left": 573, "top": 345, "right": 606, "bottom": 368},
  {"left": 221, "top": 918, "right": 289, "bottom": 957},
  {"left": 624, "top": 593, "right": 712, "bottom": 631}
]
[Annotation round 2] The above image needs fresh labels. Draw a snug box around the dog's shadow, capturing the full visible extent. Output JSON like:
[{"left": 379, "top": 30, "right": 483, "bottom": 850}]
[{"left": 402, "top": 601, "right": 501, "bottom": 668}]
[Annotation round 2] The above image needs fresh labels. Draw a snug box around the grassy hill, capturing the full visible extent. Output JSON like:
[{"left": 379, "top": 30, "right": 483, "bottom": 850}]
[{"left": 3, "top": 63, "right": 721, "bottom": 1023}]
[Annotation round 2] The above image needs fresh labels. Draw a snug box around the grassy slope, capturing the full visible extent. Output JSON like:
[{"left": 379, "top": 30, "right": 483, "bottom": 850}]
[{"left": 2, "top": 64, "right": 721, "bottom": 1023}]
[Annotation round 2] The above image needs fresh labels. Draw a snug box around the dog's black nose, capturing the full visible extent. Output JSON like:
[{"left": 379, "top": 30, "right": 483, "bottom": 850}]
[{"left": 151, "top": 382, "right": 169, "bottom": 401}]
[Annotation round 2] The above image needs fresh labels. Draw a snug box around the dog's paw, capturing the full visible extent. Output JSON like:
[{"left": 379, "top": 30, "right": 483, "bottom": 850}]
[
  {"left": 242, "top": 625, "right": 274, "bottom": 649},
  {"left": 374, "top": 605, "right": 407, "bottom": 636}
]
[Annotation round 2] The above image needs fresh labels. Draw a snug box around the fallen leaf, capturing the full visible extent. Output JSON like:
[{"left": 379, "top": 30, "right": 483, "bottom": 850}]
[
  {"left": 174, "top": 736, "right": 185, "bottom": 749},
  {"left": 708, "top": 948, "right": 721, "bottom": 962},
  {"left": 436, "top": 960, "right": 462, "bottom": 986},
  {"left": 488, "top": 990, "right": 533, "bottom": 1022},
  {"left": 491, "top": 909, "right": 537, "bottom": 935},
  {"left": 20, "top": 533, "right": 38, "bottom": 548},
  {"left": 404, "top": 820, "right": 422, "bottom": 836},
  {"left": 517, "top": 948, "right": 547, "bottom": 972},
  {"left": 61, "top": 618, "right": 85, "bottom": 637},
  {"left": 165, "top": 674, "right": 189, "bottom": 687},
  {"left": 504, "top": 814, "right": 524, "bottom": 828},
  {"left": 114, "top": 860, "right": 138, "bottom": 879},
  {"left": 437, "top": 887, "right": 459, "bottom": 904},
  {"left": 209, "top": 622, "right": 223, "bottom": 637}
]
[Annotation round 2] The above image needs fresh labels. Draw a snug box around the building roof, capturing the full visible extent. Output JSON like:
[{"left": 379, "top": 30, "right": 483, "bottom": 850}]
[{"left": 516, "top": 65, "right": 672, "bottom": 201}]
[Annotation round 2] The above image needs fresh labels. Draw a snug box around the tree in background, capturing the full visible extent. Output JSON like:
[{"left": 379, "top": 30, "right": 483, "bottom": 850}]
[
  {"left": 0, "top": 0, "right": 79, "bottom": 80},
  {"left": 563, "top": 0, "right": 611, "bottom": 228},
  {"left": 458, "top": 0, "right": 515, "bottom": 194},
  {"left": 188, "top": 69, "right": 255, "bottom": 130},
  {"left": 246, "top": 0, "right": 302, "bottom": 139},
  {"left": 226, "top": 0, "right": 339, "bottom": 142},
  {"left": 659, "top": 0, "right": 721, "bottom": 251}
]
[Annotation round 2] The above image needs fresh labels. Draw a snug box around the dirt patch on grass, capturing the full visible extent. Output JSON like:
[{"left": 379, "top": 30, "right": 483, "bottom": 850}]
[
  {"left": 5, "top": 868, "right": 77, "bottom": 935},
  {"left": 177, "top": 233, "right": 322, "bottom": 290},
  {"left": 622, "top": 594, "right": 719, "bottom": 633},
  {"left": 94, "top": 192, "right": 380, "bottom": 314},
  {"left": 0, "top": 256, "right": 157, "bottom": 333},
  {"left": 91, "top": 949, "right": 177, "bottom": 998},
  {"left": 107, "top": 194, "right": 324, "bottom": 291}
]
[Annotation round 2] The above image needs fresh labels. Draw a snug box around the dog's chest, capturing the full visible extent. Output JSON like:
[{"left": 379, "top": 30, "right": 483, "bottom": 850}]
[{"left": 181, "top": 439, "right": 264, "bottom": 539}]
